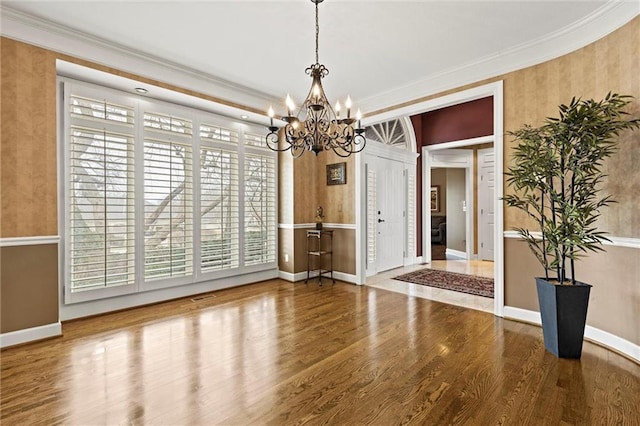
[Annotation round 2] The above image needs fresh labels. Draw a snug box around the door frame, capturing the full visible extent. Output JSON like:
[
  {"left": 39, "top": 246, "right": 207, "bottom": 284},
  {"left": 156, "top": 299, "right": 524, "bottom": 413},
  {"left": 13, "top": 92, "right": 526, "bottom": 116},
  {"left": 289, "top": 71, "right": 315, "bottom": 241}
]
[
  {"left": 424, "top": 148, "right": 475, "bottom": 261},
  {"left": 360, "top": 81, "right": 504, "bottom": 318}
]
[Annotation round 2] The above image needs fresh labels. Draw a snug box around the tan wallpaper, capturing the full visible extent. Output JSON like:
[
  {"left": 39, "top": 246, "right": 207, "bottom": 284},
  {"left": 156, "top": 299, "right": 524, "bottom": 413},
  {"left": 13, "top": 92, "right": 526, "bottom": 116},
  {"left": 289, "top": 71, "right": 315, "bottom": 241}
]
[
  {"left": 502, "top": 17, "right": 640, "bottom": 237},
  {"left": 1, "top": 38, "right": 58, "bottom": 238},
  {"left": 499, "top": 17, "right": 640, "bottom": 347}
]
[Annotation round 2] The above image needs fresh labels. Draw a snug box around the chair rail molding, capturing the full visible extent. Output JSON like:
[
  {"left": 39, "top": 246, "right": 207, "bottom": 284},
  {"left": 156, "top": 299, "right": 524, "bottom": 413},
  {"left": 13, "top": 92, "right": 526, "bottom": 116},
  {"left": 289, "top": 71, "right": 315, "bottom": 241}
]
[{"left": 0, "top": 235, "right": 60, "bottom": 247}]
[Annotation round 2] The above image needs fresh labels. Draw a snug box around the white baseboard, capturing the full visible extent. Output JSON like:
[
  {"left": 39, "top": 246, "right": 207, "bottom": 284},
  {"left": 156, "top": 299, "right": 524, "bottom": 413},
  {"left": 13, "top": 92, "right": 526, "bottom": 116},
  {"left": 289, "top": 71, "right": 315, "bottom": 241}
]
[
  {"left": 503, "top": 306, "right": 541, "bottom": 325},
  {"left": 61, "top": 269, "right": 278, "bottom": 321},
  {"left": 445, "top": 248, "right": 467, "bottom": 260},
  {"left": 278, "top": 270, "right": 302, "bottom": 282},
  {"left": 0, "top": 322, "right": 62, "bottom": 348},
  {"left": 584, "top": 326, "right": 640, "bottom": 362},
  {"left": 278, "top": 270, "right": 358, "bottom": 284},
  {"left": 404, "top": 256, "right": 421, "bottom": 266},
  {"left": 503, "top": 305, "right": 639, "bottom": 363}
]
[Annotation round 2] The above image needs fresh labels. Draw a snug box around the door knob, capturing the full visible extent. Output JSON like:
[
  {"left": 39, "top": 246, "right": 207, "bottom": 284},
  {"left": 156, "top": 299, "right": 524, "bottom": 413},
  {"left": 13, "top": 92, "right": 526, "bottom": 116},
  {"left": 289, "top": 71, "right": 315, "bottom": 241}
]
[{"left": 378, "top": 218, "right": 385, "bottom": 223}]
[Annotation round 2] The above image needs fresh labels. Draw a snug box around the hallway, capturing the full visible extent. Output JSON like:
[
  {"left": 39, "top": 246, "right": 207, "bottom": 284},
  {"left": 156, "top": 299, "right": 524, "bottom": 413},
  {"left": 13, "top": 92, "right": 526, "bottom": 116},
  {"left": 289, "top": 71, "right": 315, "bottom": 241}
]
[{"left": 366, "top": 260, "right": 494, "bottom": 313}]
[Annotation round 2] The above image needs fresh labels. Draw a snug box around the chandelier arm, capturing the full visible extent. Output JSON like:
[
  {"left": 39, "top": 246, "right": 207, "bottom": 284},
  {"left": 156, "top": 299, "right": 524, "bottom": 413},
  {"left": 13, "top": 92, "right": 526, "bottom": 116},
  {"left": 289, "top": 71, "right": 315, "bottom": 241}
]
[{"left": 265, "top": 129, "right": 291, "bottom": 152}]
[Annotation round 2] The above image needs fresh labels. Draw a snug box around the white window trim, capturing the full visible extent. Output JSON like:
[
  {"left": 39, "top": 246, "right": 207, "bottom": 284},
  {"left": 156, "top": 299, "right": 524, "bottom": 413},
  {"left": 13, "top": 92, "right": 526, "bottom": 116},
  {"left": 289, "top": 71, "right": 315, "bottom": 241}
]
[{"left": 59, "top": 77, "right": 278, "bottom": 308}]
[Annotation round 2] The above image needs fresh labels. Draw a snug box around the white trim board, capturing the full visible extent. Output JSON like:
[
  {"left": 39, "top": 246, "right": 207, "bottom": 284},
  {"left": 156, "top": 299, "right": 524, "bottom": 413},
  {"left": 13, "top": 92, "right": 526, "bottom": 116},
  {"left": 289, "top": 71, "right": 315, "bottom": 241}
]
[
  {"left": 278, "top": 223, "right": 357, "bottom": 230},
  {"left": 279, "top": 270, "right": 358, "bottom": 285},
  {"left": 504, "top": 231, "right": 640, "bottom": 249},
  {"left": 503, "top": 306, "right": 640, "bottom": 364},
  {"left": 60, "top": 269, "right": 278, "bottom": 321},
  {"left": 0, "top": 236, "right": 60, "bottom": 247},
  {"left": 0, "top": 322, "right": 62, "bottom": 348}
]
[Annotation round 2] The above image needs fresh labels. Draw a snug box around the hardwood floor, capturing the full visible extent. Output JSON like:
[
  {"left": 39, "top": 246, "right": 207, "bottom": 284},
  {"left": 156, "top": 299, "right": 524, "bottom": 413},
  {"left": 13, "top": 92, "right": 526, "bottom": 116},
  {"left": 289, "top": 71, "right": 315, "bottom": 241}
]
[{"left": 2, "top": 280, "right": 639, "bottom": 425}]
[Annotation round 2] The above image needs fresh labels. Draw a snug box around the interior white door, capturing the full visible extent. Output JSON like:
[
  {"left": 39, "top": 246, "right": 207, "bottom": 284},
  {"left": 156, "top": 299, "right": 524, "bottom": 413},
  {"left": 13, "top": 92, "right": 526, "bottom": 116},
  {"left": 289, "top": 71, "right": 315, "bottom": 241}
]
[
  {"left": 376, "top": 158, "right": 405, "bottom": 272},
  {"left": 478, "top": 147, "right": 495, "bottom": 261}
]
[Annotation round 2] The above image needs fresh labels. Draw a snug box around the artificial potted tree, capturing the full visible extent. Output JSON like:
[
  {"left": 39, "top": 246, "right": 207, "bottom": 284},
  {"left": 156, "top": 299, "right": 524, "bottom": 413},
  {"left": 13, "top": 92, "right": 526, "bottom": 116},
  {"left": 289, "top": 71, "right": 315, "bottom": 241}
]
[{"left": 504, "top": 93, "right": 639, "bottom": 358}]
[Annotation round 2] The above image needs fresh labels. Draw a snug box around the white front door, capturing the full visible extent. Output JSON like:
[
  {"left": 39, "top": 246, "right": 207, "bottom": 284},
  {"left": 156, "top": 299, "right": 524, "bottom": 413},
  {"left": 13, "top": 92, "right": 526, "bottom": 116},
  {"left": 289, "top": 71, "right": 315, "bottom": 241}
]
[
  {"left": 478, "top": 147, "right": 495, "bottom": 261},
  {"left": 375, "top": 158, "right": 405, "bottom": 272}
]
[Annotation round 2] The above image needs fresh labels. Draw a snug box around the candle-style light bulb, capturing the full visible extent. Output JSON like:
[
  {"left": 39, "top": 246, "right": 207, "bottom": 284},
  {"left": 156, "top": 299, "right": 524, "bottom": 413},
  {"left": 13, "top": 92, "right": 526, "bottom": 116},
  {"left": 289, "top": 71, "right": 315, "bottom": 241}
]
[
  {"left": 313, "top": 84, "right": 320, "bottom": 99},
  {"left": 268, "top": 106, "right": 274, "bottom": 126},
  {"left": 335, "top": 101, "right": 341, "bottom": 118},
  {"left": 286, "top": 94, "right": 295, "bottom": 117},
  {"left": 345, "top": 96, "right": 352, "bottom": 119},
  {"left": 356, "top": 109, "right": 362, "bottom": 129}
]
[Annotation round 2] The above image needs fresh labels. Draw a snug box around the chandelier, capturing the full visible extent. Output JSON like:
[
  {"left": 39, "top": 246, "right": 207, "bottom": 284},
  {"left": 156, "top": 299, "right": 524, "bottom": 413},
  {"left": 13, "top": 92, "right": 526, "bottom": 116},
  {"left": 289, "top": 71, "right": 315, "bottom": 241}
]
[{"left": 265, "top": 0, "right": 366, "bottom": 157}]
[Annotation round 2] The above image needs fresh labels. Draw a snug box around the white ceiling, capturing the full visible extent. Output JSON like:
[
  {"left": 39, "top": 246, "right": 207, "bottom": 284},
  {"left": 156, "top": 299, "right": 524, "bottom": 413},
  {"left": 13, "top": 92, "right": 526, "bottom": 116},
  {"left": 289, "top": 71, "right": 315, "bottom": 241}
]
[{"left": 2, "top": 1, "right": 637, "bottom": 117}]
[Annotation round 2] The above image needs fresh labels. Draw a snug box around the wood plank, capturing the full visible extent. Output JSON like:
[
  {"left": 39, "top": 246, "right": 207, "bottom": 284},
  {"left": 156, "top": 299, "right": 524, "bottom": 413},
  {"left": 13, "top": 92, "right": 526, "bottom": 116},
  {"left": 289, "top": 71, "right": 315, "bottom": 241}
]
[{"left": 1, "top": 280, "right": 639, "bottom": 425}]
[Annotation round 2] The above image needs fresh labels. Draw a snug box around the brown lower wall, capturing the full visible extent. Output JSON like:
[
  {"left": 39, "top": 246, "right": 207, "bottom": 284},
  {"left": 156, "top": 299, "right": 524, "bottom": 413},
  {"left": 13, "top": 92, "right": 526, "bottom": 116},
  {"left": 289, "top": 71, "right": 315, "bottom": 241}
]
[
  {"left": 0, "top": 244, "right": 59, "bottom": 333},
  {"left": 293, "top": 228, "right": 356, "bottom": 276},
  {"left": 278, "top": 227, "right": 357, "bottom": 278},
  {"left": 505, "top": 238, "right": 640, "bottom": 346}
]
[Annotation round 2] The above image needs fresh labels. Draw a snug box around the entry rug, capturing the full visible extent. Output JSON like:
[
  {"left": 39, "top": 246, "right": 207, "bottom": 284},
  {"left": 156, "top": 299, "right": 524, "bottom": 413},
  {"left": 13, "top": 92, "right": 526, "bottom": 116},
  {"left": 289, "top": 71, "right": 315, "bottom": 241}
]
[{"left": 393, "top": 268, "right": 494, "bottom": 298}]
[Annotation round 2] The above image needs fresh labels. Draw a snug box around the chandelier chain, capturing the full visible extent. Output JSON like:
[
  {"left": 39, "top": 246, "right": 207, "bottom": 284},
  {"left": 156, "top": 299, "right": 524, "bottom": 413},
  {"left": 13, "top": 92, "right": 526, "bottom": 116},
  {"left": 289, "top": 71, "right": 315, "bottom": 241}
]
[{"left": 315, "top": 1, "right": 319, "bottom": 64}]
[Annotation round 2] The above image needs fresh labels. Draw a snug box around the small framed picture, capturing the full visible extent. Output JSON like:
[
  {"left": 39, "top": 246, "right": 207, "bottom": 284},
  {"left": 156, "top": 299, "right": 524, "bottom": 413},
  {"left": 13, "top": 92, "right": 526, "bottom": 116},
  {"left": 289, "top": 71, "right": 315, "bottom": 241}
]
[
  {"left": 326, "top": 162, "right": 346, "bottom": 185},
  {"left": 430, "top": 186, "right": 440, "bottom": 212}
]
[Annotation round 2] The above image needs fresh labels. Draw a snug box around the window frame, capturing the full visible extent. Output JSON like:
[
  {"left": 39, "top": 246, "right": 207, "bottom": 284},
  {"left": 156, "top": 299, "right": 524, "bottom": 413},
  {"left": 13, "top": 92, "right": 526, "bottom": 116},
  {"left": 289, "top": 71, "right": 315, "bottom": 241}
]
[{"left": 60, "top": 78, "right": 278, "bottom": 305}]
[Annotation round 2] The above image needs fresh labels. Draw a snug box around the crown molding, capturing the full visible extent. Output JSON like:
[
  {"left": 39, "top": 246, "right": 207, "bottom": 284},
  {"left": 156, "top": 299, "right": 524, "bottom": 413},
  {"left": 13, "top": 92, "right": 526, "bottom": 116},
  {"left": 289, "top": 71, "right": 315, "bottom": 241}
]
[
  {"left": 0, "top": 5, "right": 279, "bottom": 112},
  {"left": 2, "top": 2, "right": 637, "bottom": 116},
  {"left": 361, "top": 1, "right": 639, "bottom": 114}
]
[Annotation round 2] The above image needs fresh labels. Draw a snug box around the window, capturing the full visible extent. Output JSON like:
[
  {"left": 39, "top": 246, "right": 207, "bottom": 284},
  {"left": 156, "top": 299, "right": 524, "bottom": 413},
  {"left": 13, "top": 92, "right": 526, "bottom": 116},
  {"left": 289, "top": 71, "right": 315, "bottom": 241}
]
[
  {"left": 67, "top": 94, "right": 136, "bottom": 293},
  {"left": 62, "top": 80, "right": 277, "bottom": 303},
  {"left": 200, "top": 146, "right": 239, "bottom": 272},
  {"left": 244, "top": 153, "right": 276, "bottom": 265}
]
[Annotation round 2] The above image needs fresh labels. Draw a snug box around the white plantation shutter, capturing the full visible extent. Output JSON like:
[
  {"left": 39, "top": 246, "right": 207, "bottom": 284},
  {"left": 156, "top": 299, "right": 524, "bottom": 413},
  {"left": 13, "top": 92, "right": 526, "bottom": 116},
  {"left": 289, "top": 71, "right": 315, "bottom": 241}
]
[
  {"left": 63, "top": 79, "right": 278, "bottom": 304},
  {"left": 144, "top": 112, "right": 192, "bottom": 135},
  {"left": 143, "top": 112, "right": 193, "bottom": 281},
  {"left": 244, "top": 153, "right": 276, "bottom": 265},
  {"left": 367, "top": 167, "right": 377, "bottom": 266},
  {"left": 70, "top": 95, "right": 134, "bottom": 125},
  {"left": 244, "top": 132, "right": 268, "bottom": 149},
  {"left": 200, "top": 146, "right": 239, "bottom": 272},
  {"left": 406, "top": 172, "right": 416, "bottom": 259},
  {"left": 67, "top": 91, "right": 136, "bottom": 293},
  {"left": 201, "top": 123, "right": 239, "bottom": 145}
]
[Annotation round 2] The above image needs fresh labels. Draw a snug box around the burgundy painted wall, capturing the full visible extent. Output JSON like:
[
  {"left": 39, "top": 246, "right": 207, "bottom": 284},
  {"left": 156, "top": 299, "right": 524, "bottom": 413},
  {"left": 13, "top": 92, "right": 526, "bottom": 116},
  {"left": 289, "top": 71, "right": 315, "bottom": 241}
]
[{"left": 411, "top": 96, "right": 493, "bottom": 257}]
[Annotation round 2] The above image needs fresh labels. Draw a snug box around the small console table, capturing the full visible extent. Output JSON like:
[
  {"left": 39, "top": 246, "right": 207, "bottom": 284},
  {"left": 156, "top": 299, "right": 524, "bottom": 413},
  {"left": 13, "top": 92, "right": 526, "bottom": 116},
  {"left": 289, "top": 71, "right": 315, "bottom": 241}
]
[{"left": 306, "top": 230, "right": 335, "bottom": 285}]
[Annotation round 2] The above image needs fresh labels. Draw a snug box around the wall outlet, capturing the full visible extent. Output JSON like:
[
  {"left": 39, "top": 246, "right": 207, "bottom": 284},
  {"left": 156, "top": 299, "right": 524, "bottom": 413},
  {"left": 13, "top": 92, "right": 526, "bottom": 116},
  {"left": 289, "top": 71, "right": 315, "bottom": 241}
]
[{"left": 284, "top": 253, "right": 289, "bottom": 262}]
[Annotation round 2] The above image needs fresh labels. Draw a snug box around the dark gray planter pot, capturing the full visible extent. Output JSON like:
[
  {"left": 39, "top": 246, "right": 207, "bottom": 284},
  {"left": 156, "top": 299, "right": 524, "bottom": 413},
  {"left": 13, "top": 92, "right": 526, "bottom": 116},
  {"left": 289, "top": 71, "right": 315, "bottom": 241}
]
[{"left": 536, "top": 277, "right": 591, "bottom": 358}]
